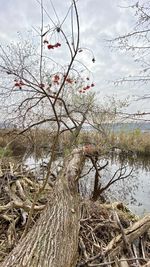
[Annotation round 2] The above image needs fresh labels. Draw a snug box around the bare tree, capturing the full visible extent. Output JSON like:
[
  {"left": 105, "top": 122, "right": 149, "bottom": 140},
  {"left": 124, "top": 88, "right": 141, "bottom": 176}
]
[
  {"left": 0, "top": 1, "right": 136, "bottom": 266},
  {"left": 109, "top": 1, "right": 150, "bottom": 120},
  {"left": 0, "top": 0, "right": 97, "bottom": 186},
  {"left": 0, "top": 1, "right": 97, "bottom": 266},
  {"left": 111, "top": 1, "right": 150, "bottom": 85}
]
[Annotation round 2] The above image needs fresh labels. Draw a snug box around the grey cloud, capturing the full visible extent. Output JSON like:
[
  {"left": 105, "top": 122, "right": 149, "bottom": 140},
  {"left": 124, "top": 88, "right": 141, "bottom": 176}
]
[{"left": 0, "top": 0, "right": 149, "bottom": 114}]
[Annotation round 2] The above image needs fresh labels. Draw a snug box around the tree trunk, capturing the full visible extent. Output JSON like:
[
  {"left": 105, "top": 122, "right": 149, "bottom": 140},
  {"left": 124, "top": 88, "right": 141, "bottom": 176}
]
[{"left": 1, "top": 149, "right": 85, "bottom": 267}]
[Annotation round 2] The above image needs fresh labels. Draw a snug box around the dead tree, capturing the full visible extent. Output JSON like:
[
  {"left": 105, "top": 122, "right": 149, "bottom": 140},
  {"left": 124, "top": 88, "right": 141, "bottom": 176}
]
[
  {"left": 109, "top": 1, "right": 150, "bottom": 120},
  {"left": 0, "top": 2, "right": 95, "bottom": 264},
  {"left": 0, "top": 148, "right": 85, "bottom": 267}
]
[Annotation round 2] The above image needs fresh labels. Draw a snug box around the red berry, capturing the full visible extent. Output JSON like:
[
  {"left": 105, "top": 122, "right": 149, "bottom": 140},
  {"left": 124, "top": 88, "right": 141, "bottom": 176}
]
[
  {"left": 14, "top": 82, "right": 20, "bottom": 87},
  {"left": 54, "top": 42, "right": 61, "bottom": 47},
  {"left": 53, "top": 75, "right": 60, "bottom": 85},
  {"left": 14, "top": 82, "right": 22, "bottom": 89},
  {"left": 66, "top": 78, "right": 73, "bottom": 84},
  {"left": 47, "top": 44, "right": 54, "bottom": 49},
  {"left": 91, "top": 83, "right": 95, "bottom": 87},
  {"left": 54, "top": 75, "right": 60, "bottom": 80},
  {"left": 79, "top": 90, "right": 82, "bottom": 93}
]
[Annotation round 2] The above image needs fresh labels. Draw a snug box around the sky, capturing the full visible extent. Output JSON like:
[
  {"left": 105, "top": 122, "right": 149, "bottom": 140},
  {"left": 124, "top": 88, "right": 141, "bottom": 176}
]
[{"left": 0, "top": 0, "right": 149, "bottom": 117}]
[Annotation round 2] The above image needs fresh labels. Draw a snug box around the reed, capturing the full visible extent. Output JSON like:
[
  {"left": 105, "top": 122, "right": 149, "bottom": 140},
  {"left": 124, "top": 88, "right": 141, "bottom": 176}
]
[{"left": 0, "top": 128, "right": 149, "bottom": 158}]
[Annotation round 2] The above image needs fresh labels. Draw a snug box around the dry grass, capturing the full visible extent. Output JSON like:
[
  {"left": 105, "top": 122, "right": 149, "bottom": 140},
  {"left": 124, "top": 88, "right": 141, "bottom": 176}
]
[
  {"left": 0, "top": 129, "right": 54, "bottom": 158},
  {"left": 0, "top": 128, "right": 149, "bottom": 159},
  {"left": 109, "top": 130, "right": 150, "bottom": 156}
]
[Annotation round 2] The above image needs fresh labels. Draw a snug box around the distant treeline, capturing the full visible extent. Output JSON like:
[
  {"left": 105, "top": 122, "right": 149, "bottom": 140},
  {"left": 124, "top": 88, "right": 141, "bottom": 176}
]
[{"left": 110, "top": 122, "right": 150, "bottom": 133}]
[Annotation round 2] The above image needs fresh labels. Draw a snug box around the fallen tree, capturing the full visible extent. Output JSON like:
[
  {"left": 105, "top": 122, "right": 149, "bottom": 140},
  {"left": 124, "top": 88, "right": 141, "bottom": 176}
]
[
  {"left": 0, "top": 2, "right": 150, "bottom": 265},
  {"left": 0, "top": 151, "right": 150, "bottom": 267},
  {"left": 0, "top": 148, "right": 85, "bottom": 267}
]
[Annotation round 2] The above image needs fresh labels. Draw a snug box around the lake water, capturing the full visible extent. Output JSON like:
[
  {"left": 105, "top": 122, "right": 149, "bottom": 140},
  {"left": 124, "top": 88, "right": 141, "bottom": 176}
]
[
  {"left": 25, "top": 153, "right": 150, "bottom": 216},
  {"left": 80, "top": 154, "right": 150, "bottom": 216}
]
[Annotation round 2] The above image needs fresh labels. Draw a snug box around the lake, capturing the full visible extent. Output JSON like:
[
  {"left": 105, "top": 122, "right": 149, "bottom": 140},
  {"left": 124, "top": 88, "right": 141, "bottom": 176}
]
[
  {"left": 25, "top": 152, "right": 150, "bottom": 216},
  {"left": 79, "top": 153, "right": 150, "bottom": 216}
]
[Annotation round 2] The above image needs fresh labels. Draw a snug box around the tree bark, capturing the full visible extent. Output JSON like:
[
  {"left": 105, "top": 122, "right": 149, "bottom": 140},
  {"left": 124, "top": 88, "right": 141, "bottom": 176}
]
[{"left": 1, "top": 148, "right": 85, "bottom": 267}]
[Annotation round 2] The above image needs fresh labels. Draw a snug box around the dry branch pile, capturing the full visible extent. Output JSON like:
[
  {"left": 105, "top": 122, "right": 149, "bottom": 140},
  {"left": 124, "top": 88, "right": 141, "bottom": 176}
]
[
  {"left": 78, "top": 201, "right": 150, "bottom": 267},
  {"left": 0, "top": 162, "right": 52, "bottom": 262},
  {"left": 0, "top": 162, "right": 150, "bottom": 267}
]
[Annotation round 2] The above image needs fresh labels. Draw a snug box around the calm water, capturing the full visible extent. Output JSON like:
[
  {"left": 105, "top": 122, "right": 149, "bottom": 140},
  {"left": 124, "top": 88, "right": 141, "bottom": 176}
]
[
  {"left": 25, "top": 153, "right": 150, "bottom": 216},
  {"left": 80, "top": 154, "right": 150, "bottom": 216}
]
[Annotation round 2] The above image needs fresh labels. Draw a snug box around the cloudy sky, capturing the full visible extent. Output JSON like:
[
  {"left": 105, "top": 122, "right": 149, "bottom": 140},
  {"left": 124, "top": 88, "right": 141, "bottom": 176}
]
[{"left": 0, "top": 0, "right": 149, "bottom": 116}]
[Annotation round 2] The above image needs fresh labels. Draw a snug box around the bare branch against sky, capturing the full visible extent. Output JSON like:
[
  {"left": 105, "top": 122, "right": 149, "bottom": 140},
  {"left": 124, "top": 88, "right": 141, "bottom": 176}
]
[{"left": 0, "top": 0, "right": 149, "bottom": 115}]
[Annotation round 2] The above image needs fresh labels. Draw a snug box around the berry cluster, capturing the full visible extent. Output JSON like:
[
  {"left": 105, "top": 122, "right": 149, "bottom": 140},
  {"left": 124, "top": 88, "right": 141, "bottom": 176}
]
[
  {"left": 53, "top": 75, "right": 60, "bottom": 85},
  {"left": 64, "top": 76, "right": 73, "bottom": 84},
  {"left": 14, "top": 80, "right": 25, "bottom": 89},
  {"left": 12, "top": 74, "right": 95, "bottom": 95},
  {"left": 43, "top": 40, "right": 61, "bottom": 50},
  {"left": 79, "top": 83, "right": 95, "bottom": 94}
]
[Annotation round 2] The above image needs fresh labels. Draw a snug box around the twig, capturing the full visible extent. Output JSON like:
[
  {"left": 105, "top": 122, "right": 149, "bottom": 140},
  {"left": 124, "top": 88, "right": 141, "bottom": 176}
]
[{"left": 87, "top": 257, "right": 148, "bottom": 267}]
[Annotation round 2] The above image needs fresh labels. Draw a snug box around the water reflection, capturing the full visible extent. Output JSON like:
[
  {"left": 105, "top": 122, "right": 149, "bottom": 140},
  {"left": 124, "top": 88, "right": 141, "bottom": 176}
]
[
  {"left": 24, "top": 151, "right": 150, "bottom": 216},
  {"left": 80, "top": 154, "right": 150, "bottom": 216},
  {"left": 109, "top": 152, "right": 150, "bottom": 172}
]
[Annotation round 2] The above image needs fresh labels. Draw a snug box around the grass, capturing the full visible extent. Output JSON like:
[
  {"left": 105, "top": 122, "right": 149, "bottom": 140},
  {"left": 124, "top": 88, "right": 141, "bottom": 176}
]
[
  {"left": 109, "top": 129, "right": 150, "bottom": 156},
  {"left": 0, "top": 127, "right": 149, "bottom": 159},
  {"left": 0, "top": 128, "right": 52, "bottom": 158}
]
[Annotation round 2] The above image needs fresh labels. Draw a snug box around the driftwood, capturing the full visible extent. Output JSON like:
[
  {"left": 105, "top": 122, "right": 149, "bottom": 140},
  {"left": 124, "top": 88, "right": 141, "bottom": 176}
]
[
  {"left": 0, "top": 148, "right": 85, "bottom": 267},
  {"left": 105, "top": 215, "right": 150, "bottom": 258},
  {"left": 142, "top": 261, "right": 150, "bottom": 267},
  {"left": 78, "top": 200, "right": 150, "bottom": 267}
]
